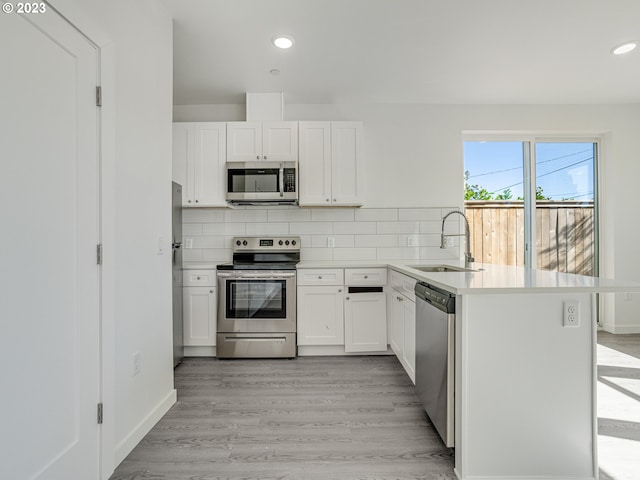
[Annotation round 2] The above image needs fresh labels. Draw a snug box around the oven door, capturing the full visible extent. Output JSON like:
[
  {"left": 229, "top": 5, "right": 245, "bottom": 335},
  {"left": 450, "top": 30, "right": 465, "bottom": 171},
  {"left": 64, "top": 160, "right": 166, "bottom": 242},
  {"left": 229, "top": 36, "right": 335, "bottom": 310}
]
[{"left": 217, "top": 271, "right": 296, "bottom": 333}]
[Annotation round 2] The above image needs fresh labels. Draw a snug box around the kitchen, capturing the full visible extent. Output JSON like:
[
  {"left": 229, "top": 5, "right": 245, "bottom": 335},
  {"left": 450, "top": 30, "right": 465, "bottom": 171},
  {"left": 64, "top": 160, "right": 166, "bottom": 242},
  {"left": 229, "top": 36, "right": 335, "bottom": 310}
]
[{"left": 2, "top": 1, "right": 640, "bottom": 480}]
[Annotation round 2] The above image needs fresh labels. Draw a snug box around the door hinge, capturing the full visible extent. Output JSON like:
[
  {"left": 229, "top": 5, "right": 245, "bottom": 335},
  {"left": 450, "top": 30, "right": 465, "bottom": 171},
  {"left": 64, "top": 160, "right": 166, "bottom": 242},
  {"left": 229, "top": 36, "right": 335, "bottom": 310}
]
[
  {"left": 96, "top": 86, "right": 102, "bottom": 107},
  {"left": 97, "top": 403, "right": 103, "bottom": 424},
  {"left": 96, "top": 244, "right": 103, "bottom": 265}
]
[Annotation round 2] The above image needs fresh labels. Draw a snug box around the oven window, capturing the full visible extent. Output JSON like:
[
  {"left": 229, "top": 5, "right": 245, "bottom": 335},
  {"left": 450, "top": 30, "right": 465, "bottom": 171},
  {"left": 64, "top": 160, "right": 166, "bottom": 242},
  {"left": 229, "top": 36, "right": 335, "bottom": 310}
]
[
  {"left": 226, "top": 279, "right": 286, "bottom": 318},
  {"left": 228, "top": 169, "right": 279, "bottom": 193}
]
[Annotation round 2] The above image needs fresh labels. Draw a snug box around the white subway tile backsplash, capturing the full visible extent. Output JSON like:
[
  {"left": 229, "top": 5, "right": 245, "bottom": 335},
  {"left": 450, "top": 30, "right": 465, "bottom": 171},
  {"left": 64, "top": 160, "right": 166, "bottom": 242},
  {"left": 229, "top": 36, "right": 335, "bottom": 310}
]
[
  {"left": 311, "top": 235, "right": 355, "bottom": 248},
  {"left": 398, "top": 208, "right": 443, "bottom": 222},
  {"left": 182, "top": 248, "right": 203, "bottom": 263},
  {"left": 203, "top": 222, "right": 246, "bottom": 236},
  {"left": 310, "top": 208, "right": 355, "bottom": 222},
  {"left": 224, "top": 209, "right": 268, "bottom": 223},
  {"left": 290, "top": 222, "right": 333, "bottom": 235},
  {"left": 191, "top": 236, "right": 225, "bottom": 249},
  {"left": 333, "top": 222, "right": 376, "bottom": 234},
  {"left": 300, "top": 248, "right": 334, "bottom": 261},
  {"left": 202, "top": 248, "right": 233, "bottom": 263},
  {"left": 333, "top": 248, "right": 377, "bottom": 261},
  {"left": 267, "top": 209, "right": 311, "bottom": 222},
  {"left": 183, "top": 223, "right": 203, "bottom": 235},
  {"left": 182, "top": 207, "right": 457, "bottom": 265},
  {"left": 376, "top": 221, "right": 420, "bottom": 234},
  {"left": 376, "top": 247, "right": 420, "bottom": 260},
  {"left": 183, "top": 208, "right": 224, "bottom": 223},
  {"left": 245, "top": 223, "right": 290, "bottom": 235},
  {"left": 355, "top": 209, "right": 398, "bottom": 222},
  {"left": 354, "top": 235, "right": 399, "bottom": 248}
]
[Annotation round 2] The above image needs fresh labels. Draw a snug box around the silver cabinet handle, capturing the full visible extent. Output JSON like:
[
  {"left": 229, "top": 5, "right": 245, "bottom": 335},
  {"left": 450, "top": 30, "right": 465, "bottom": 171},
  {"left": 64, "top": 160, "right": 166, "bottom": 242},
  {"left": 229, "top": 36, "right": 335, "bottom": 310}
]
[
  {"left": 188, "top": 200, "right": 191, "bottom": 203},
  {"left": 346, "top": 297, "right": 350, "bottom": 300},
  {"left": 318, "top": 276, "right": 322, "bottom": 279},
  {"left": 333, "top": 198, "right": 336, "bottom": 202},
  {"left": 256, "top": 155, "right": 260, "bottom": 160},
  {"left": 338, "top": 289, "right": 342, "bottom": 292},
  {"left": 364, "top": 275, "right": 368, "bottom": 279},
  {"left": 264, "top": 155, "right": 267, "bottom": 160},
  {"left": 196, "top": 276, "right": 201, "bottom": 280},
  {"left": 195, "top": 199, "right": 199, "bottom": 203},
  {"left": 209, "top": 290, "right": 213, "bottom": 293},
  {"left": 326, "top": 198, "right": 330, "bottom": 202}
]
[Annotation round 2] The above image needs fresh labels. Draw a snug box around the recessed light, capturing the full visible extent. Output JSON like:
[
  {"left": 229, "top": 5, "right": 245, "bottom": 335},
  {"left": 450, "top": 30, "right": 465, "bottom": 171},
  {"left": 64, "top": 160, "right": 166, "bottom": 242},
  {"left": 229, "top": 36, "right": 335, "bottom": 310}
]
[
  {"left": 272, "top": 36, "right": 294, "bottom": 49},
  {"left": 611, "top": 41, "right": 638, "bottom": 55}
]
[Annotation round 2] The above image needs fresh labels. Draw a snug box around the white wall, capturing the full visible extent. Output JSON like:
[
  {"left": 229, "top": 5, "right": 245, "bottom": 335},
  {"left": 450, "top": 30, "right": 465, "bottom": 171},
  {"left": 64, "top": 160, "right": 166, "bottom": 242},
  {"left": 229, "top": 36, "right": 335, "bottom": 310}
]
[
  {"left": 174, "top": 103, "right": 640, "bottom": 332},
  {"left": 53, "top": 0, "right": 175, "bottom": 476}
]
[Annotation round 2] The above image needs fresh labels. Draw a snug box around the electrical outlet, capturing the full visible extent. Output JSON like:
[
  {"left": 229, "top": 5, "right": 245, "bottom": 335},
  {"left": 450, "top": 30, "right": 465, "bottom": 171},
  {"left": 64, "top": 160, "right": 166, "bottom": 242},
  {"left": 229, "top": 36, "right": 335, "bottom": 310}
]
[
  {"left": 563, "top": 301, "right": 580, "bottom": 327},
  {"left": 157, "top": 235, "right": 164, "bottom": 255},
  {"left": 625, "top": 292, "right": 633, "bottom": 301},
  {"left": 133, "top": 352, "right": 141, "bottom": 376},
  {"left": 443, "top": 236, "right": 454, "bottom": 248},
  {"left": 185, "top": 237, "right": 193, "bottom": 249},
  {"left": 407, "top": 234, "right": 419, "bottom": 247},
  {"left": 327, "top": 236, "right": 335, "bottom": 248}
]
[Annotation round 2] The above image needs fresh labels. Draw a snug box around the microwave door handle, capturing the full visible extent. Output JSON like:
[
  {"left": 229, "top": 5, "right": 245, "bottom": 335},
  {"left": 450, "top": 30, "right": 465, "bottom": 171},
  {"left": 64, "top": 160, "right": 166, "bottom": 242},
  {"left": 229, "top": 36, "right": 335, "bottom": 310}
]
[{"left": 279, "top": 164, "right": 284, "bottom": 197}]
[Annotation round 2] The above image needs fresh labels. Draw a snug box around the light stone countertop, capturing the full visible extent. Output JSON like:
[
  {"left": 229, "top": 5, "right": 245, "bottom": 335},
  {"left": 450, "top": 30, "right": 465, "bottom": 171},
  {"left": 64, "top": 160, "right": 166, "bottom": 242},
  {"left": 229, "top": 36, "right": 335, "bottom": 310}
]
[{"left": 184, "top": 260, "right": 640, "bottom": 295}]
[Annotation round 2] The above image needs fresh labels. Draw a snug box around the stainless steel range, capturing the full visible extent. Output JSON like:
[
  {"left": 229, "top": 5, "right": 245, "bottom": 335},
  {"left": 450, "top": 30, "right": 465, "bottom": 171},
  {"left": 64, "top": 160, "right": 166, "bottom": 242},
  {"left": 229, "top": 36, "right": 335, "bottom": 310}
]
[{"left": 216, "top": 236, "right": 300, "bottom": 358}]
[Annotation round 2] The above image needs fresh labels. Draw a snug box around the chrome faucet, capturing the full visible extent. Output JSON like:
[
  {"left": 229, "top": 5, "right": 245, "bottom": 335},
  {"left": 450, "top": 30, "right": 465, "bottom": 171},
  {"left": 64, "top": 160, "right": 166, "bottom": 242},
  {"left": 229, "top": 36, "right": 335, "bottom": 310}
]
[{"left": 441, "top": 210, "right": 475, "bottom": 268}]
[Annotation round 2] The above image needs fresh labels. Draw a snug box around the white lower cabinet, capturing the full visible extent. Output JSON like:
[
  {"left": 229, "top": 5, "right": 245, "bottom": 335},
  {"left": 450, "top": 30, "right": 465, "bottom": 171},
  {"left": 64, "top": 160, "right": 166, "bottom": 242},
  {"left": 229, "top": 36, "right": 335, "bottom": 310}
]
[
  {"left": 297, "top": 268, "right": 387, "bottom": 354},
  {"left": 344, "top": 290, "right": 386, "bottom": 352},
  {"left": 183, "top": 270, "right": 217, "bottom": 347},
  {"left": 297, "top": 286, "right": 344, "bottom": 345},
  {"left": 388, "top": 270, "right": 416, "bottom": 383}
]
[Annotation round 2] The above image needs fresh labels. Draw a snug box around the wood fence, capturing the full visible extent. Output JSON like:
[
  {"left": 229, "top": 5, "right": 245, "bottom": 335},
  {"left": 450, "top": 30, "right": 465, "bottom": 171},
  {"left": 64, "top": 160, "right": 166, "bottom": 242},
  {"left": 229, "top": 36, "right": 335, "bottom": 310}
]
[{"left": 464, "top": 201, "right": 595, "bottom": 275}]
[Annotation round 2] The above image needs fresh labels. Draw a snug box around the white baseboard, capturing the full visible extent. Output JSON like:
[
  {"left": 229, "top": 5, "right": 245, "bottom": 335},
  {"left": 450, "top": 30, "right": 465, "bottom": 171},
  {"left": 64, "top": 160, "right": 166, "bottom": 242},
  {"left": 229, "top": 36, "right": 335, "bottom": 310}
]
[
  {"left": 298, "top": 345, "right": 393, "bottom": 356},
  {"left": 113, "top": 389, "right": 177, "bottom": 467},
  {"left": 601, "top": 324, "right": 640, "bottom": 334},
  {"left": 184, "top": 345, "right": 216, "bottom": 357}
]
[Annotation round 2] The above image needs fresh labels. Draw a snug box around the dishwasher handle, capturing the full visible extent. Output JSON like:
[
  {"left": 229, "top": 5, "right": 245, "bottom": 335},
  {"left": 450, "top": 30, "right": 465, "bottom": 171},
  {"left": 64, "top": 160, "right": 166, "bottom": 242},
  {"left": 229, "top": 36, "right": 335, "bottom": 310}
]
[{"left": 415, "top": 282, "right": 455, "bottom": 314}]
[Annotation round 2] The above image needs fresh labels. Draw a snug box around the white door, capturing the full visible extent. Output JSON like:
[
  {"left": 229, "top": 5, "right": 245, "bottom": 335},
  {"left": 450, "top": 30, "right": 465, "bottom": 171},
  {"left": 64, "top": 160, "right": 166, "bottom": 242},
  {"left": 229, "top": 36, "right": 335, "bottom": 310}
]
[
  {"left": 226, "top": 122, "right": 262, "bottom": 162},
  {"left": 297, "top": 286, "right": 345, "bottom": 345},
  {"left": 183, "top": 287, "right": 217, "bottom": 346},
  {"left": 172, "top": 123, "right": 193, "bottom": 205},
  {"left": 344, "top": 292, "right": 387, "bottom": 352},
  {"left": 331, "top": 122, "right": 364, "bottom": 206},
  {"left": 193, "top": 122, "right": 226, "bottom": 206},
  {"left": 262, "top": 121, "right": 298, "bottom": 162},
  {"left": 0, "top": 8, "right": 101, "bottom": 480},
  {"left": 299, "top": 122, "right": 332, "bottom": 206}
]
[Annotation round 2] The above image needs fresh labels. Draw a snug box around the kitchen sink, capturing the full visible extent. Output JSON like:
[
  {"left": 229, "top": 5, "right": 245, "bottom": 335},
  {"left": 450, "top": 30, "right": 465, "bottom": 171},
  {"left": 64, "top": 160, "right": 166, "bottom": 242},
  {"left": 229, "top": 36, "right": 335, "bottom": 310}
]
[{"left": 406, "top": 264, "right": 480, "bottom": 273}]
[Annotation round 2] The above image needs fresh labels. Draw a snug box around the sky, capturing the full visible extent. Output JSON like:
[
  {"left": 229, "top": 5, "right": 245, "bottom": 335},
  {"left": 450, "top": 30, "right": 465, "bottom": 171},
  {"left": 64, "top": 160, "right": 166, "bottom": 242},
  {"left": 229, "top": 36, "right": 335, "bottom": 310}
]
[{"left": 463, "top": 141, "right": 595, "bottom": 201}]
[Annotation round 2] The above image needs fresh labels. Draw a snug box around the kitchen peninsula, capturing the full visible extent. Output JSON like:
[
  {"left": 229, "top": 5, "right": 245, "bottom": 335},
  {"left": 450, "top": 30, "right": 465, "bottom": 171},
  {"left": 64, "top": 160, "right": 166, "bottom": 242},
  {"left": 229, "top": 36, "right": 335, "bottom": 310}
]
[{"left": 390, "top": 262, "right": 640, "bottom": 480}]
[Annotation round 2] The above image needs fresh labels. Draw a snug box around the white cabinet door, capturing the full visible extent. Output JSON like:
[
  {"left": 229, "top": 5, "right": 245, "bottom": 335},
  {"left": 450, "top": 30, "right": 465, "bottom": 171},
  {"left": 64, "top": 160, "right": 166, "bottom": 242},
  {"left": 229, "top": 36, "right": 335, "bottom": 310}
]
[
  {"left": 172, "top": 123, "right": 191, "bottom": 205},
  {"left": 262, "top": 121, "right": 298, "bottom": 162},
  {"left": 389, "top": 292, "right": 405, "bottom": 357},
  {"left": 331, "top": 122, "right": 364, "bottom": 206},
  {"left": 299, "top": 121, "right": 363, "bottom": 207},
  {"left": 344, "top": 292, "right": 387, "bottom": 352},
  {"left": 298, "top": 121, "right": 332, "bottom": 205},
  {"left": 297, "top": 286, "right": 345, "bottom": 345},
  {"left": 173, "top": 122, "right": 227, "bottom": 206},
  {"left": 193, "top": 123, "right": 226, "bottom": 206},
  {"left": 183, "top": 286, "right": 217, "bottom": 346},
  {"left": 402, "top": 297, "right": 416, "bottom": 383},
  {"left": 226, "top": 122, "right": 262, "bottom": 162}
]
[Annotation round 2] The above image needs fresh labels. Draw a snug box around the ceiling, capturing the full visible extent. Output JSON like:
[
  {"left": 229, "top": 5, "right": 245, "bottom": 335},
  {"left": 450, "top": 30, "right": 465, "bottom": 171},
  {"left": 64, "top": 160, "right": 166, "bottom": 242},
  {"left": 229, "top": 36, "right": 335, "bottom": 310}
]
[{"left": 163, "top": 0, "right": 640, "bottom": 106}]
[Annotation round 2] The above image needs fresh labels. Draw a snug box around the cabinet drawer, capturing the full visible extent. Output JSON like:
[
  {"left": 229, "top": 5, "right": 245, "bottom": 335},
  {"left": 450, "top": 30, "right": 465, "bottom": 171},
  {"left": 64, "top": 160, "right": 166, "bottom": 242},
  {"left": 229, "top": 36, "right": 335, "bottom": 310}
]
[
  {"left": 345, "top": 268, "right": 387, "bottom": 286},
  {"left": 390, "top": 270, "right": 416, "bottom": 298},
  {"left": 297, "top": 269, "right": 344, "bottom": 286},
  {"left": 183, "top": 269, "right": 216, "bottom": 287}
]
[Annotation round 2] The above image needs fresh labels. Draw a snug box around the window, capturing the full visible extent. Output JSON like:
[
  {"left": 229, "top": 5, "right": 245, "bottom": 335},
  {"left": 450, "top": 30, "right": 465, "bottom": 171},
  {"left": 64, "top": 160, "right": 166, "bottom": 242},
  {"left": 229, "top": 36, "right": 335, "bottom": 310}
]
[{"left": 463, "top": 138, "right": 598, "bottom": 276}]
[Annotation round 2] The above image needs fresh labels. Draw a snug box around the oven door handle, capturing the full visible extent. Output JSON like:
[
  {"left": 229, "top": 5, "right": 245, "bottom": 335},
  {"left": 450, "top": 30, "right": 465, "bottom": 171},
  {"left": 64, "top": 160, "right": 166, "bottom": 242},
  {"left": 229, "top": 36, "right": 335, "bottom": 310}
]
[{"left": 217, "top": 271, "right": 296, "bottom": 279}]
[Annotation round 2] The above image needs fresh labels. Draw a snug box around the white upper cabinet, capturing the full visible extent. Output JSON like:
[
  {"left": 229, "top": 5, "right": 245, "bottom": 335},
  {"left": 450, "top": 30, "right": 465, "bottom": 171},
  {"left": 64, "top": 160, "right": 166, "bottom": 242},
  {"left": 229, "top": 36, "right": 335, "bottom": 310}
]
[
  {"left": 227, "top": 121, "right": 298, "bottom": 163},
  {"left": 172, "top": 122, "right": 226, "bottom": 207},
  {"left": 299, "top": 121, "right": 364, "bottom": 206}
]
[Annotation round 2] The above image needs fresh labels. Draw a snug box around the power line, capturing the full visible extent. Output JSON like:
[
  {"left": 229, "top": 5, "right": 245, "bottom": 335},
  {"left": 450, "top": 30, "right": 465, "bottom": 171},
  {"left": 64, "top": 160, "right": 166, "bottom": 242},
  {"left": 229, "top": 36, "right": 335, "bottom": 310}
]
[
  {"left": 467, "top": 148, "right": 592, "bottom": 179},
  {"left": 490, "top": 156, "right": 593, "bottom": 194}
]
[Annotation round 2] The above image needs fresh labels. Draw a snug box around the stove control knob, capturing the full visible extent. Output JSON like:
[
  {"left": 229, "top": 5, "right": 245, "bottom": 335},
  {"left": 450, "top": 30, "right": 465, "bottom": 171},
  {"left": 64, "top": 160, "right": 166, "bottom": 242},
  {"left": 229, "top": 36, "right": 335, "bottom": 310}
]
[
  {"left": 242, "top": 240, "right": 248, "bottom": 246},
  {"left": 236, "top": 240, "right": 241, "bottom": 246},
  {"left": 285, "top": 240, "right": 290, "bottom": 245},
  {"left": 279, "top": 240, "right": 283, "bottom": 246},
  {"left": 292, "top": 240, "right": 297, "bottom": 246}
]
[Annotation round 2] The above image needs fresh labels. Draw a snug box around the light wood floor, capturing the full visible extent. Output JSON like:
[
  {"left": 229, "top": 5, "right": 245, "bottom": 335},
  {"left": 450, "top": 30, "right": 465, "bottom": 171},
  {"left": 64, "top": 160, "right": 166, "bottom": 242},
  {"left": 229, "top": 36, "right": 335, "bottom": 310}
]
[
  {"left": 110, "top": 355, "right": 456, "bottom": 480},
  {"left": 110, "top": 333, "right": 640, "bottom": 480},
  {"left": 596, "top": 332, "right": 640, "bottom": 480}
]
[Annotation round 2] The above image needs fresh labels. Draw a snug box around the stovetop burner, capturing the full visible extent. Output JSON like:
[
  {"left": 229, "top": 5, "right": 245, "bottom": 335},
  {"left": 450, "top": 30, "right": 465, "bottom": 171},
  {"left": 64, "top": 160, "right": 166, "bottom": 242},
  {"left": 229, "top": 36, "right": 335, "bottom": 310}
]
[{"left": 217, "top": 236, "right": 301, "bottom": 270}]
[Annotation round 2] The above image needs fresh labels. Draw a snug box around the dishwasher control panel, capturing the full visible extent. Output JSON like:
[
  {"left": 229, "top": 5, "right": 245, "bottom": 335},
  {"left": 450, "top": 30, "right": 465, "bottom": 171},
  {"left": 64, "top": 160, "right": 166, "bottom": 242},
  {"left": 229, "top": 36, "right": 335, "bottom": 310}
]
[{"left": 415, "top": 282, "right": 455, "bottom": 313}]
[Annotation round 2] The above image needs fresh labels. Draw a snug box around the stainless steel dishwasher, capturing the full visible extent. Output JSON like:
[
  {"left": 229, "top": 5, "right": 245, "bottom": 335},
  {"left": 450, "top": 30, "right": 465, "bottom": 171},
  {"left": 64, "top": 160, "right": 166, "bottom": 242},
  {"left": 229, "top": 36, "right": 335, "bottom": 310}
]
[{"left": 415, "top": 281, "right": 455, "bottom": 448}]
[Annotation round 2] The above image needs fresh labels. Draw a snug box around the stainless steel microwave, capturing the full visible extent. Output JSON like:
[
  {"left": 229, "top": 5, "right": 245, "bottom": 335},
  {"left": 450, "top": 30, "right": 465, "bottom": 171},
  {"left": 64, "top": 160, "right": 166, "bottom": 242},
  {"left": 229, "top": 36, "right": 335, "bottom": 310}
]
[{"left": 226, "top": 161, "right": 298, "bottom": 205}]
